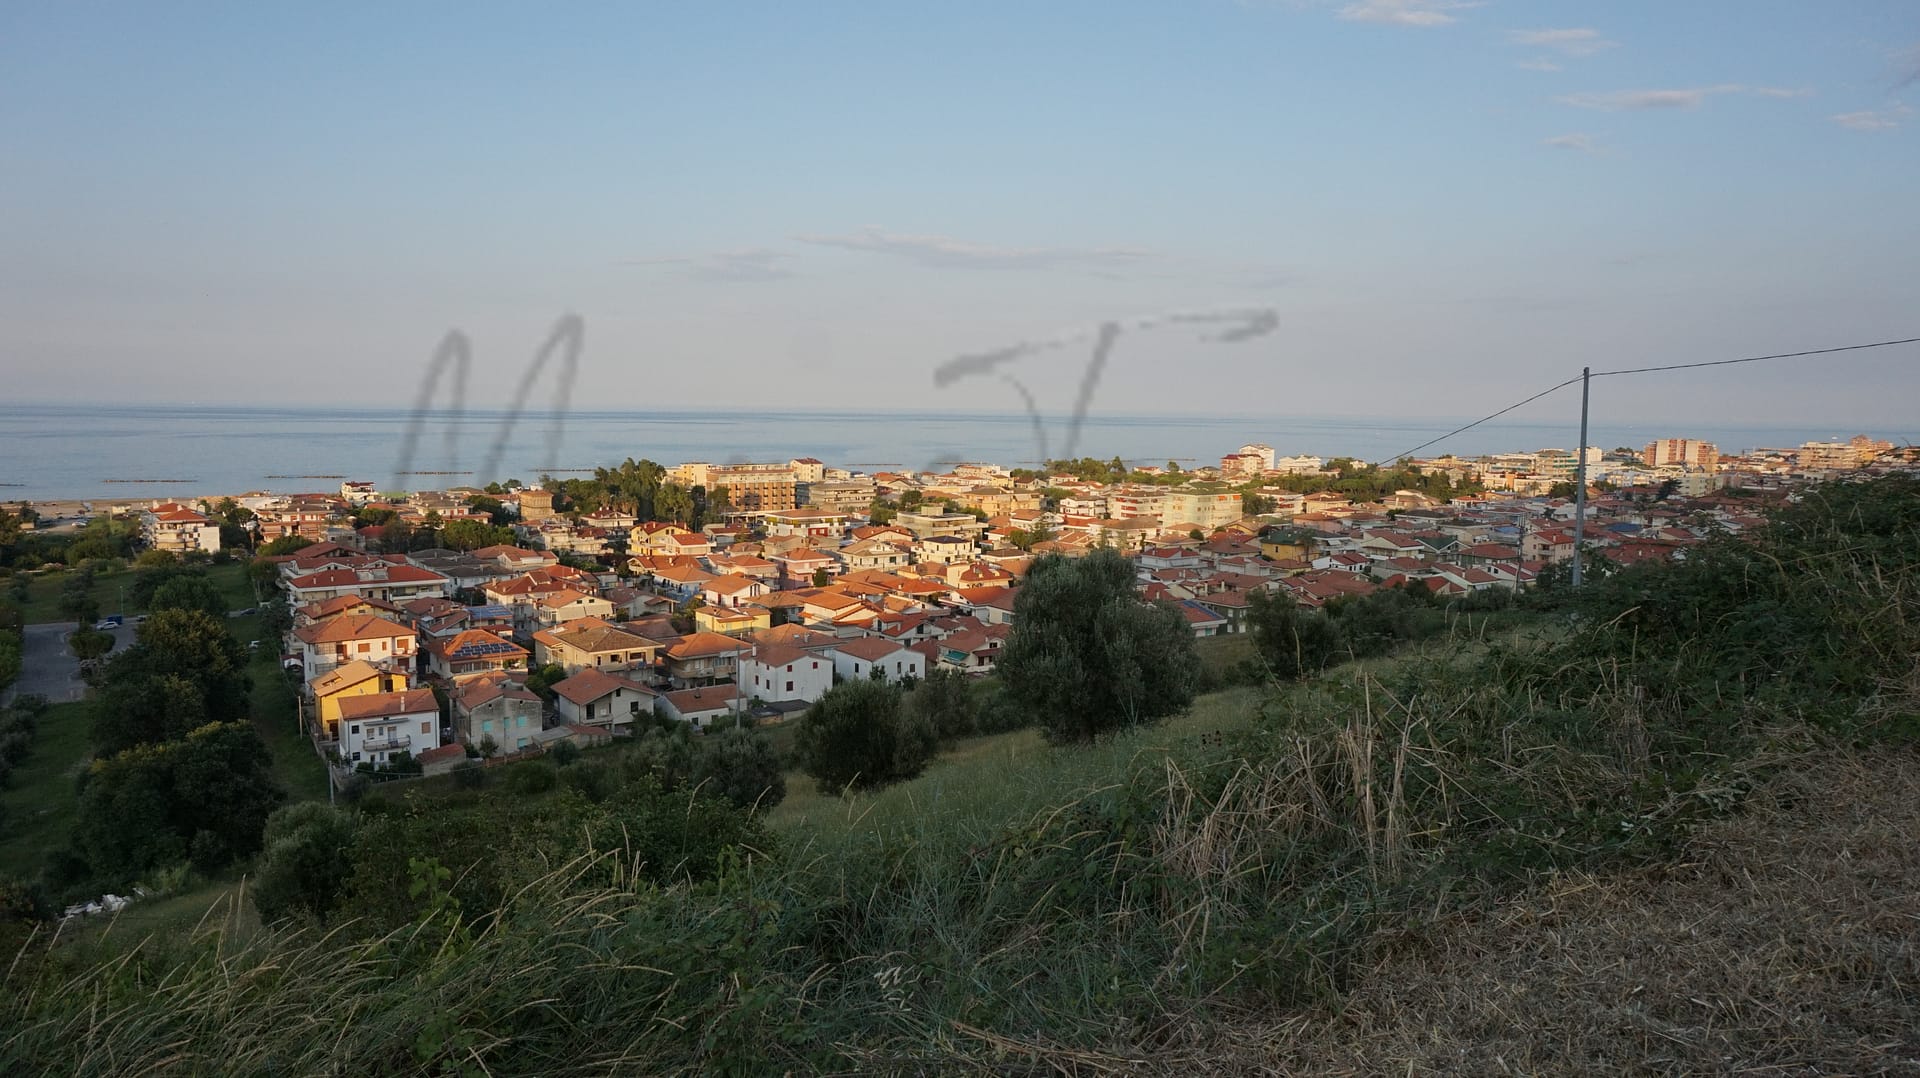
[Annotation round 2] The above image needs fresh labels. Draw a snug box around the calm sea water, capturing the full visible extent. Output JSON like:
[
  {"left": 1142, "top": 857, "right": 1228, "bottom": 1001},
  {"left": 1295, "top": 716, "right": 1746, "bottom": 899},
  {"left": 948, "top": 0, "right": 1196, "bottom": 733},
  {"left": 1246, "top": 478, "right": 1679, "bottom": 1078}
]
[{"left": 0, "top": 402, "right": 1884, "bottom": 503}]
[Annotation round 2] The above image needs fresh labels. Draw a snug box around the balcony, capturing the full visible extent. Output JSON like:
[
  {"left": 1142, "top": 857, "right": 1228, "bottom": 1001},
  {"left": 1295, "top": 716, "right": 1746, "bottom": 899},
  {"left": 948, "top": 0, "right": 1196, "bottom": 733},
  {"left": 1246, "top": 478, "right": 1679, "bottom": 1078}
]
[{"left": 361, "top": 735, "right": 412, "bottom": 754}]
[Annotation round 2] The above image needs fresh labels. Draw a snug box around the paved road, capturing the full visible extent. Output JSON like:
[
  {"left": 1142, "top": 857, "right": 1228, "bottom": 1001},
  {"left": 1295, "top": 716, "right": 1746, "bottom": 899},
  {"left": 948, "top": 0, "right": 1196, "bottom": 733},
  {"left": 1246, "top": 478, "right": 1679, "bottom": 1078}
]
[{"left": 4, "top": 622, "right": 133, "bottom": 706}]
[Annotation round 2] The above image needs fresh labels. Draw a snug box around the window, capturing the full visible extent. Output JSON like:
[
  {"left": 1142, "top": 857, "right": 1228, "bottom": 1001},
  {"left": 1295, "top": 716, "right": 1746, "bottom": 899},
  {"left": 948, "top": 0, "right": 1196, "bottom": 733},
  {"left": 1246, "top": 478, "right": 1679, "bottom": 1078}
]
[
  {"left": 421, "top": 721, "right": 432, "bottom": 734},
  {"left": 358, "top": 642, "right": 371, "bottom": 653},
  {"left": 350, "top": 724, "right": 360, "bottom": 735},
  {"left": 785, "top": 681, "right": 793, "bottom": 692}
]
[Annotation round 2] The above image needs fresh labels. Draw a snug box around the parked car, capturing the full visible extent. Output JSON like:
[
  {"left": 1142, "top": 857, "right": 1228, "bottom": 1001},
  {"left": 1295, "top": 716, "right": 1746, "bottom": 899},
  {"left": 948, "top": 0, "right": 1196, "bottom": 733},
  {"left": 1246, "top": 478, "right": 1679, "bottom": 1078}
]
[{"left": 93, "top": 616, "right": 123, "bottom": 630}]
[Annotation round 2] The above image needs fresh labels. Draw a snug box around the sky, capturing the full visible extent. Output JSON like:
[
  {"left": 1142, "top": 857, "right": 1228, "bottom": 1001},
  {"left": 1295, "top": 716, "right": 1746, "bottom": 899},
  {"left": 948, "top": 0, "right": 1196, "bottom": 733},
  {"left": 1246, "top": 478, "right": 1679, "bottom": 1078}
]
[{"left": 2, "top": 1, "right": 1916, "bottom": 430}]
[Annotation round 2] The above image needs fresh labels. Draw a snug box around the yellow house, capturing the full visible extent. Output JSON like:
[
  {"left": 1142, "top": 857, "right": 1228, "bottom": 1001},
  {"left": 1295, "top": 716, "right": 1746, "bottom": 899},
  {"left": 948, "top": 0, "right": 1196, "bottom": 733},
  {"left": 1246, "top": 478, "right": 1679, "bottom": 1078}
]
[
  {"left": 695, "top": 605, "right": 770, "bottom": 637},
  {"left": 310, "top": 659, "right": 410, "bottom": 740},
  {"left": 1259, "top": 535, "right": 1314, "bottom": 561}
]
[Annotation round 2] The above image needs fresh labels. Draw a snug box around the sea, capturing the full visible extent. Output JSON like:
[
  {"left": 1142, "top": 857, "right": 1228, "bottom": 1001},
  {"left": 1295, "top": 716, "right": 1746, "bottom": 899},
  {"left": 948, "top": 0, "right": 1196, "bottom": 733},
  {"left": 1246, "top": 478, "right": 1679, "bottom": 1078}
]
[{"left": 0, "top": 402, "right": 1889, "bottom": 504}]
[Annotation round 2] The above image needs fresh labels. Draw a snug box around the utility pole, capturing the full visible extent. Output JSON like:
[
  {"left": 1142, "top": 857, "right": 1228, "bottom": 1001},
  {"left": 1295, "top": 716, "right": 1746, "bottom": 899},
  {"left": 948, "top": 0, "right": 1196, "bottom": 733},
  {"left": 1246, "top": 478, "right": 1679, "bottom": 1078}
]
[{"left": 1571, "top": 366, "right": 1591, "bottom": 587}]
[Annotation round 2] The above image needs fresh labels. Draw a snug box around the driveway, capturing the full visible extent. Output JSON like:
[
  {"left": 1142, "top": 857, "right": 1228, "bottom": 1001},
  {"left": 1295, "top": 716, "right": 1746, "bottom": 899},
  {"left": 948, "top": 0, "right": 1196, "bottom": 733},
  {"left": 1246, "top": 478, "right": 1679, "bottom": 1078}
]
[{"left": 4, "top": 622, "right": 133, "bottom": 706}]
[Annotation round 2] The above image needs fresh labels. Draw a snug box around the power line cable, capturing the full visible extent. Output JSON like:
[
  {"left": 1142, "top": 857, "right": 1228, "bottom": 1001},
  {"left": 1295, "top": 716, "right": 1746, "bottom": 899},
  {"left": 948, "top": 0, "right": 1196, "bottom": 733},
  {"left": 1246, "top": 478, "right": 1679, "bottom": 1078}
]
[
  {"left": 1374, "top": 375, "right": 1582, "bottom": 465},
  {"left": 1590, "top": 336, "right": 1920, "bottom": 378},
  {"left": 1372, "top": 335, "right": 1919, "bottom": 465}
]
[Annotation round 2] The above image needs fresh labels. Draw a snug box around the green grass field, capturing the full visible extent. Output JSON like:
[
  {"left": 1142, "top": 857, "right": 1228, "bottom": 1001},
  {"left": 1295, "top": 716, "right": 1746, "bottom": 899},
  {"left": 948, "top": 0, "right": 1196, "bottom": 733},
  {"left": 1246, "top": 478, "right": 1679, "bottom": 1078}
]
[
  {"left": 250, "top": 653, "right": 327, "bottom": 803},
  {"left": 0, "top": 701, "right": 91, "bottom": 878}
]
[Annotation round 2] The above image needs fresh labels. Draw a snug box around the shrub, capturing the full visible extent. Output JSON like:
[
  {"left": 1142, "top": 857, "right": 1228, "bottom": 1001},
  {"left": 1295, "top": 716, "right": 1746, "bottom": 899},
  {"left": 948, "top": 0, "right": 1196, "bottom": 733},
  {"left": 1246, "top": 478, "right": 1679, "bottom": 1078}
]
[
  {"left": 452, "top": 761, "right": 487, "bottom": 790},
  {"left": 904, "top": 667, "right": 978, "bottom": 742},
  {"left": 996, "top": 549, "right": 1200, "bottom": 743},
  {"left": 547, "top": 739, "right": 581, "bottom": 767},
  {"left": 0, "top": 732, "right": 30, "bottom": 765},
  {"left": 507, "top": 762, "right": 559, "bottom": 796},
  {"left": 561, "top": 758, "right": 621, "bottom": 802},
  {"left": 628, "top": 728, "right": 695, "bottom": 790},
  {"left": 794, "top": 678, "right": 933, "bottom": 792},
  {"left": 1246, "top": 590, "right": 1345, "bottom": 680},
  {"left": 691, "top": 727, "right": 786, "bottom": 811},
  {"left": 9, "top": 694, "right": 49, "bottom": 718}
]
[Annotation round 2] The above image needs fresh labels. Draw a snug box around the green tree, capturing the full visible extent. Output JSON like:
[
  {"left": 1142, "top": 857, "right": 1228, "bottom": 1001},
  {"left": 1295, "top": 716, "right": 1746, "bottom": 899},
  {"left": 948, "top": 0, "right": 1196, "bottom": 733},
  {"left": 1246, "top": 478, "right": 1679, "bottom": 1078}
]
[
  {"left": 439, "top": 518, "right": 515, "bottom": 552},
  {"left": 0, "top": 508, "right": 21, "bottom": 562},
  {"left": 691, "top": 727, "right": 786, "bottom": 810},
  {"left": 655, "top": 482, "right": 695, "bottom": 525},
  {"left": 0, "top": 631, "right": 20, "bottom": 696},
  {"left": 259, "top": 535, "right": 315, "bottom": 557},
  {"left": 525, "top": 662, "right": 568, "bottom": 703},
  {"left": 252, "top": 803, "right": 359, "bottom": 926},
  {"left": 1323, "top": 586, "right": 1429, "bottom": 658},
  {"left": 1007, "top": 525, "right": 1053, "bottom": 551},
  {"left": 996, "top": 549, "right": 1200, "bottom": 743},
  {"left": 150, "top": 573, "right": 230, "bottom": 618},
  {"left": 67, "top": 627, "right": 115, "bottom": 661},
  {"left": 362, "top": 518, "right": 406, "bottom": 553},
  {"left": 794, "top": 678, "right": 933, "bottom": 792},
  {"left": 1245, "top": 590, "right": 1345, "bottom": 680},
  {"left": 92, "top": 609, "right": 251, "bottom": 753},
  {"left": 904, "top": 666, "right": 978, "bottom": 742},
  {"left": 57, "top": 580, "right": 100, "bottom": 626},
  {"left": 465, "top": 494, "right": 516, "bottom": 526},
  {"left": 73, "top": 721, "right": 286, "bottom": 886},
  {"left": 130, "top": 563, "right": 201, "bottom": 608},
  {"left": 259, "top": 597, "right": 293, "bottom": 649},
  {"left": 811, "top": 568, "right": 833, "bottom": 588},
  {"left": 1243, "top": 492, "right": 1277, "bottom": 516}
]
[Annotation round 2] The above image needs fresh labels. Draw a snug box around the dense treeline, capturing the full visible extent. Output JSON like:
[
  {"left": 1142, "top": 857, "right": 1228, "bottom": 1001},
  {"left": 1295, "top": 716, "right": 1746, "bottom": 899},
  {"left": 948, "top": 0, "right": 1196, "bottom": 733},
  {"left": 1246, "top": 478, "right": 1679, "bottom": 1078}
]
[
  {"left": 527, "top": 458, "right": 732, "bottom": 527},
  {"left": 0, "top": 508, "right": 143, "bottom": 571}
]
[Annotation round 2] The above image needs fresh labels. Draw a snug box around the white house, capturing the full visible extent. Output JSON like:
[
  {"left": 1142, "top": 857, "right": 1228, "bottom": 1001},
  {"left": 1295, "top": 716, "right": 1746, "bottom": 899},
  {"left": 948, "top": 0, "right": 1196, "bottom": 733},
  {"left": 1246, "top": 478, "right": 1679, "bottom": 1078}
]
[
  {"left": 293, "top": 614, "right": 416, "bottom": 682},
  {"left": 658, "top": 685, "right": 744, "bottom": 729},
  {"left": 336, "top": 688, "right": 441, "bottom": 767},
  {"left": 550, "top": 668, "right": 656, "bottom": 735},
  {"left": 828, "top": 636, "right": 926, "bottom": 684},
  {"left": 739, "top": 643, "right": 832, "bottom": 706}
]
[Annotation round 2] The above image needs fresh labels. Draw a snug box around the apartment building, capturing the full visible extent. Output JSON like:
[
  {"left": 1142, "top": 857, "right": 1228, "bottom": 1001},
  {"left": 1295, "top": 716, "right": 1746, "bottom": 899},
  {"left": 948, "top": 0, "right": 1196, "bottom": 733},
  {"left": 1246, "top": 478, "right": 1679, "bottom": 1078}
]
[{"left": 1643, "top": 439, "right": 1719, "bottom": 471}]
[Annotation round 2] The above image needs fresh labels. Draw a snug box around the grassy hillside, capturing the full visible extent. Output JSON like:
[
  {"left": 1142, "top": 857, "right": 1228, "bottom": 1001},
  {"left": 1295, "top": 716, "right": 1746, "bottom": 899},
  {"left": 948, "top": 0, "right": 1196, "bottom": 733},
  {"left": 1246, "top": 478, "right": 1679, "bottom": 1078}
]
[
  {"left": 0, "top": 702, "right": 90, "bottom": 876},
  {"left": 2, "top": 476, "right": 1916, "bottom": 1074}
]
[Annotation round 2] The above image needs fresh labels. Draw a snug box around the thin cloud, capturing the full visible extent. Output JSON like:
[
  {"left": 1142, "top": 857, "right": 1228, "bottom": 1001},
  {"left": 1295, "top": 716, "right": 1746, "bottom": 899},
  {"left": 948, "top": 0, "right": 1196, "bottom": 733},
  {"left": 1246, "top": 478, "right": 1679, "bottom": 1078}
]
[
  {"left": 1336, "top": 0, "right": 1481, "bottom": 28},
  {"left": 1830, "top": 102, "right": 1910, "bottom": 131},
  {"left": 1557, "top": 84, "right": 1811, "bottom": 111},
  {"left": 620, "top": 248, "right": 796, "bottom": 282},
  {"left": 796, "top": 227, "right": 1151, "bottom": 270},
  {"left": 698, "top": 249, "right": 796, "bottom": 282},
  {"left": 1508, "top": 28, "right": 1618, "bottom": 56},
  {"left": 1517, "top": 58, "right": 1564, "bottom": 73},
  {"left": 1543, "top": 133, "right": 1601, "bottom": 153}
]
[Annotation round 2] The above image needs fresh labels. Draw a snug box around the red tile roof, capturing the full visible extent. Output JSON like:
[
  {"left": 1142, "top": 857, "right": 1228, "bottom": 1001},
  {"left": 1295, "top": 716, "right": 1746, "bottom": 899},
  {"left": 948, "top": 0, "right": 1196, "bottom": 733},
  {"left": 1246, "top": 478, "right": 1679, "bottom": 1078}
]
[{"left": 552, "top": 668, "right": 654, "bottom": 706}]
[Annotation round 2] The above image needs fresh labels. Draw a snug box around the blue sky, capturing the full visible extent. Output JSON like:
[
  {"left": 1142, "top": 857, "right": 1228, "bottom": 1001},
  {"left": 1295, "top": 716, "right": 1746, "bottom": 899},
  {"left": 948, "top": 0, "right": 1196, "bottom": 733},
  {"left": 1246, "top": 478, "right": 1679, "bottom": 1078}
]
[{"left": 2, "top": 1, "right": 1915, "bottom": 429}]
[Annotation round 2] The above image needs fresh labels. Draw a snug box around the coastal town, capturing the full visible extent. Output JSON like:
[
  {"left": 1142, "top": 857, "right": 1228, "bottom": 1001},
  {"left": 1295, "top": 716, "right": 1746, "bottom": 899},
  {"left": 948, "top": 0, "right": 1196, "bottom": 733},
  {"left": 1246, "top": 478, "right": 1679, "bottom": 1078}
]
[{"left": 6, "top": 432, "right": 1908, "bottom": 784}]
